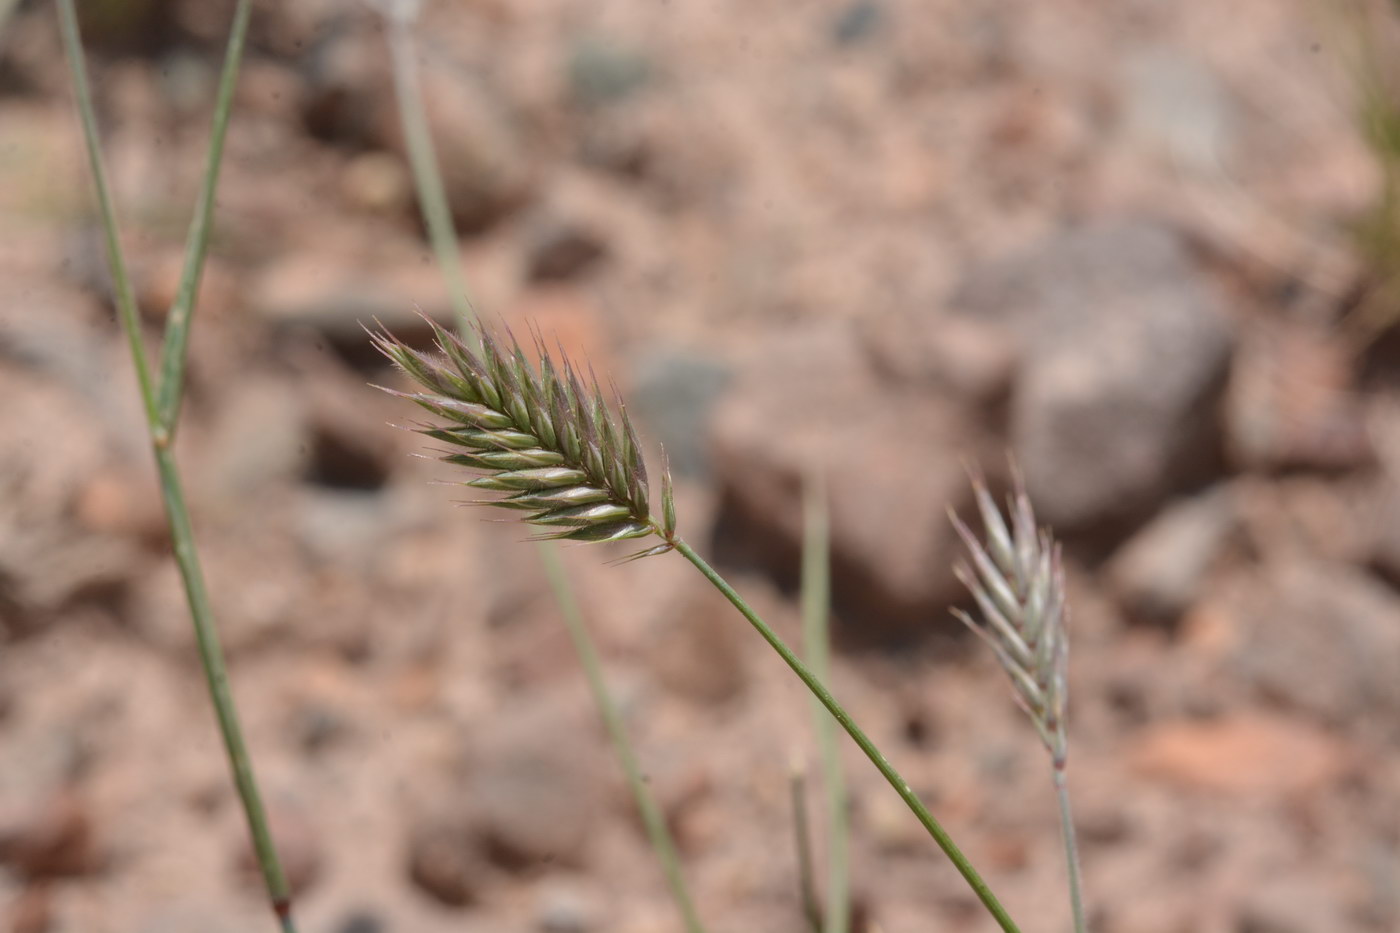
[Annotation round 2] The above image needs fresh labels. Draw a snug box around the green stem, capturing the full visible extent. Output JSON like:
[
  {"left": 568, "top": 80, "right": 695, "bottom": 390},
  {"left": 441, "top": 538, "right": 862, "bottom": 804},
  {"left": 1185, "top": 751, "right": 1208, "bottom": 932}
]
[
  {"left": 538, "top": 544, "right": 707, "bottom": 933},
  {"left": 790, "top": 767, "right": 824, "bottom": 933},
  {"left": 671, "top": 537, "right": 1020, "bottom": 933},
  {"left": 155, "top": 446, "right": 294, "bottom": 922},
  {"left": 801, "top": 474, "right": 849, "bottom": 933},
  {"left": 384, "top": 9, "right": 478, "bottom": 338},
  {"left": 1054, "top": 765, "right": 1087, "bottom": 933},
  {"left": 154, "top": 0, "right": 252, "bottom": 435},
  {"left": 55, "top": 0, "right": 157, "bottom": 427},
  {"left": 57, "top": 2, "right": 297, "bottom": 928}
]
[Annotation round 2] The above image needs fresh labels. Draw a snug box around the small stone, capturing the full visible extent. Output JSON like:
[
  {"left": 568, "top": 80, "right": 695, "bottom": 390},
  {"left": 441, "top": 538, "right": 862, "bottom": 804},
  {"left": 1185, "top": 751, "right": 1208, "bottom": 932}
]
[
  {"left": 1226, "top": 559, "right": 1400, "bottom": 724},
  {"left": 952, "top": 219, "right": 1233, "bottom": 531},
  {"left": 647, "top": 577, "right": 748, "bottom": 705},
  {"left": 1108, "top": 484, "right": 1239, "bottom": 625},
  {"left": 334, "top": 910, "right": 385, "bottom": 933},
  {"left": 567, "top": 37, "right": 652, "bottom": 108},
  {"left": 72, "top": 471, "right": 165, "bottom": 544},
  {"left": 628, "top": 348, "right": 732, "bottom": 479},
  {"left": 407, "top": 817, "right": 482, "bottom": 908},
  {"left": 0, "top": 789, "right": 99, "bottom": 880},
  {"left": 862, "top": 311, "right": 1015, "bottom": 405},
  {"left": 1226, "top": 321, "right": 1371, "bottom": 472},
  {"left": 8, "top": 883, "right": 51, "bottom": 933},
  {"left": 1234, "top": 874, "right": 1352, "bottom": 933},
  {"left": 341, "top": 151, "right": 411, "bottom": 215},
  {"left": 524, "top": 218, "right": 608, "bottom": 282},
  {"left": 535, "top": 881, "right": 597, "bottom": 933},
  {"left": 1129, "top": 713, "right": 1351, "bottom": 797},
  {"left": 473, "top": 729, "right": 606, "bottom": 872}
]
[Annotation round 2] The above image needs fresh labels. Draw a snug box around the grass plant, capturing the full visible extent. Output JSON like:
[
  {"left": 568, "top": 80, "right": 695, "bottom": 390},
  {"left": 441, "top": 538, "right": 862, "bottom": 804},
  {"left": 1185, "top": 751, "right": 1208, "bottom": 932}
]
[
  {"left": 373, "top": 321, "right": 1022, "bottom": 931},
  {"left": 55, "top": 1, "right": 298, "bottom": 929},
  {"left": 951, "top": 473, "right": 1085, "bottom": 933}
]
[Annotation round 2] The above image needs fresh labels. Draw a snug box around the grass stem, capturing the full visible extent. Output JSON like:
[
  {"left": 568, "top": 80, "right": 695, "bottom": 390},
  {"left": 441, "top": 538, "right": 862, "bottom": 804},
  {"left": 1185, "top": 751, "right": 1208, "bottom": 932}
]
[
  {"left": 57, "top": 2, "right": 297, "bottom": 927},
  {"left": 379, "top": 11, "right": 705, "bottom": 927},
  {"left": 538, "top": 544, "right": 708, "bottom": 933},
  {"left": 790, "top": 766, "right": 824, "bottom": 933},
  {"left": 801, "top": 474, "right": 850, "bottom": 933},
  {"left": 671, "top": 536, "right": 1020, "bottom": 933},
  {"left": 153, "top": 0, "right": 251, "bottom": 435},
  {"left": 384, "top": 8, "right": 478, "bottom": 337},
  {"left": 1054, "top": 765, "right": 1087, "bottom": 933}
]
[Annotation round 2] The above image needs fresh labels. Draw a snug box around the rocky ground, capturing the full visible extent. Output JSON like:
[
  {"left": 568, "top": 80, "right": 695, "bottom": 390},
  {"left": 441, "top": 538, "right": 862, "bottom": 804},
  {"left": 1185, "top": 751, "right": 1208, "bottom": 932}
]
[{"left": 1, "top": 0, "right": 1399, "bottom": 931}]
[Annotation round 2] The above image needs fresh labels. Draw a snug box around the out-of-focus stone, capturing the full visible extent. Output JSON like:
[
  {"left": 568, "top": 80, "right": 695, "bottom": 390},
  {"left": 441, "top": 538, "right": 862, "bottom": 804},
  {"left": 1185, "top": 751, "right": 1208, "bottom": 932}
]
[
  {"left": 197, "top": 374, "right": 310, "bottom": 504},
  {"left": 862, "top": 310, "right": 1015, "bottom": 405},
  {"left": 8, "top": 883, "right": 51, "bottom": 933},
  {"left": 1234, "top": 874, "right": 1353, "bottom": 933},
  {"left": 1108, "top": 484, "right": 1239, "bottom": 625},
  {"left": 250, "top": 241, "right": 459, "bottom": 347},
  {"left": 709, "top": 323, "right": 981, "bottom": 636},
  {"left": 471, "top": 714, "right": 608, "bottom": 872},
  {"left": 567, "top": 36, "right": 653, "bottom": 109},
  {"left": 524, "top": 217, "right": 608, "bottom": 282},
  {"left": 535, "top": 880, "right": 598, "bottom": 933},
  {"left": 0, "top": 789, "right": 100, "bottom": 880},
  {"left": 1129, "top": 713, "right": 1351, "bottom": 797},
  {"left": 395, "top": 67, "right": 536, "bottom": 233},
  {"left": 72, "top": 471, "right": 166, "bottom": 545},
  {"left": 647, "top": 576, "right": 748, "bottom": 705},
  {"left": 628, "top": 347, "right": 732, "bottom": 480},
  {"left": 952, "top": 219, "right": 1233, "bottom": 531},
  {"left": 1226, "top": 321, "right": 1371, "bottom": 472},
  {"left": 406, "top": 815, "right": 484, "bottom": 908},
  {"left": 1224, "top": 559, "right": 1400, "bottom": 725}
]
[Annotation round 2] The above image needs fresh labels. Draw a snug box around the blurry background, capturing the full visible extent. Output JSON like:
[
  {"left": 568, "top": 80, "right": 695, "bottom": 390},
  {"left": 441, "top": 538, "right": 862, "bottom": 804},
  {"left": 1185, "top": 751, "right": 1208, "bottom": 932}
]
[{"left": 1, "top": 0, "right": 1399, "bottom": 930}]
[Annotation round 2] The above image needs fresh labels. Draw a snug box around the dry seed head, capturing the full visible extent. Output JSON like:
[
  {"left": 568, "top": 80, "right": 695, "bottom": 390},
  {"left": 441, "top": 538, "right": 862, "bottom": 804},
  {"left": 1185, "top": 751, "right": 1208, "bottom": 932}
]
[
  {"left": 371, "top": 319, "right": 677, "bottom": 560},
  {"left": 950, "top": 472, "right": 1070, "bottom": 767}
]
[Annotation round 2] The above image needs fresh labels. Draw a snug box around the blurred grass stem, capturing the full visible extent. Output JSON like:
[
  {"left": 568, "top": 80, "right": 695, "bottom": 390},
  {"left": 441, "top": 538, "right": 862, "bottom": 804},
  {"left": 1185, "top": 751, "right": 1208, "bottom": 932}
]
[
  {"left": 670, "top": 537, "right": 1020, "bottom": 932},
  {"left": 540, "top": 546, "right": 707, "bottom": 933},
  {"left": 57, "top": 1, "right": 297, "bottom": 928},
  {"left": 384, "top": 6, "right": 478, "bottom": 337},
  {"left": 790, "top": 767, "right": 824, "bottom": 932},
  {"left": 381, "top": 9, "right": 705, "bottom": 930},
  {"left": 801, "top": 474, "right": 850, "bottom": 933},
  {"left": 1055, "top": 766, "right": 1087, "bottom": 933}
]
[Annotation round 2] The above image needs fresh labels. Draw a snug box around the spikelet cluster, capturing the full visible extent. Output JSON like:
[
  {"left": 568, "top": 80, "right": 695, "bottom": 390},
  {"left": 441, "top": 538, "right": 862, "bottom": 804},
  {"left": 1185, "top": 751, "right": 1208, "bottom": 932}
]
[
  {"left": 372, "top": 319, "right": 677, "bottom": 560},
  {"left": 950, "top": 475, "right": 1070, "bottom": 767}
]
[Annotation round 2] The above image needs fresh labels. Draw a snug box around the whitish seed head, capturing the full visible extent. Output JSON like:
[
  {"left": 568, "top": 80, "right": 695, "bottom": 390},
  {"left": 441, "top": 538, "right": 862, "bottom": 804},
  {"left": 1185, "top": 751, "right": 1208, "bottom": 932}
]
[
  {"left": 371, "top": 319, "right": 677, "bottom": 560},
  {"left": 950, "top": 470, "right": 1069, "bottom": 767}
]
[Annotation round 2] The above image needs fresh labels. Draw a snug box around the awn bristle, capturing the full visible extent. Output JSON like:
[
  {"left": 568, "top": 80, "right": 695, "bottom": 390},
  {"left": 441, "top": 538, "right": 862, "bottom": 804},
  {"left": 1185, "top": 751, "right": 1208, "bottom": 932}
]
[
  {"left": 372, "top": 319, "right": 677, "bottom": 562},
  {"left": 950, "top": 474, "right": 1070, "bottom": 767}
]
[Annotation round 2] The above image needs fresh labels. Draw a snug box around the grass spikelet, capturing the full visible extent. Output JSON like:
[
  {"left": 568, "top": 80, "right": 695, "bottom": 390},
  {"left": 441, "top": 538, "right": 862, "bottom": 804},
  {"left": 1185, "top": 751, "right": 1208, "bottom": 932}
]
[
  {"left": 373, "top": 320, "right": 676, "bottom": 558},
  {"left": 950, "top": 472, "right": 1069, "bottom": 766},
  {"left": 951, "top": 468, "right": 1085, "bottom": 933}
]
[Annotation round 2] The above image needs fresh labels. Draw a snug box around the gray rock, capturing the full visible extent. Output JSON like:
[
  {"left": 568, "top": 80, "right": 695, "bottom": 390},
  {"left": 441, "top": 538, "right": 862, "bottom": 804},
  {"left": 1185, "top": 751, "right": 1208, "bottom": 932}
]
[
  {"left": 1229, "top": 559, "right": 1400, "bottom": 726},
  {"left": 1108, "top": 484, "right": 1239, "bottom": 624},
  {"left": 535, "top": 881, "right": 598, "bottom": 933},
  {"left": 953, "top": 219, "right": 1233, "bottom": 531},
  {"left": 629, "top": 349, "right": 732, "bottom": 479},
  {"left": 567, "top": 37, "right": 653, "bottom": 108},
  {"left": 1122, "top": 47, "right": 1235, "bottom": 176}
]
